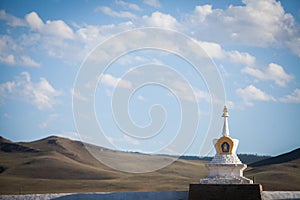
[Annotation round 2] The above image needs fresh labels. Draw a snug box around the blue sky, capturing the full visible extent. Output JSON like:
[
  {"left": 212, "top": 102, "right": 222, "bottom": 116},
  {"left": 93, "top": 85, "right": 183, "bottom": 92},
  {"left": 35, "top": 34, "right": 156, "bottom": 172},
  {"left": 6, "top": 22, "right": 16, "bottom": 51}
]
[{"left": 0, "top": 0, "right": 300, "bottom": 157}]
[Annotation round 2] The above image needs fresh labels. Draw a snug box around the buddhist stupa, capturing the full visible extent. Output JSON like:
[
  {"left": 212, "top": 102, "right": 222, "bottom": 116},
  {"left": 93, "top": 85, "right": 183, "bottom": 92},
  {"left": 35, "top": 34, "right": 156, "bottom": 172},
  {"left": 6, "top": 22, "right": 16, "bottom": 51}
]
[{"left": 200, "top": 106, "right": 253, "bottom": 184}]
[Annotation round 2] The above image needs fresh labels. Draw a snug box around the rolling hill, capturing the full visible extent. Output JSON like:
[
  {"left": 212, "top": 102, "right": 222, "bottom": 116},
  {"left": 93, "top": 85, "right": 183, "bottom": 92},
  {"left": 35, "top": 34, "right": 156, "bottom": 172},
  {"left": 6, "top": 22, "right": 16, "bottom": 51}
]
[
  {"left": 245, "top": 147, "right": 300, "bottom": 191},
  {"left": 0, "top": 135, "right": 299, "bottom": 194},
  {"left": 249, "top": 148, "right": 300, "bottom": 167}
]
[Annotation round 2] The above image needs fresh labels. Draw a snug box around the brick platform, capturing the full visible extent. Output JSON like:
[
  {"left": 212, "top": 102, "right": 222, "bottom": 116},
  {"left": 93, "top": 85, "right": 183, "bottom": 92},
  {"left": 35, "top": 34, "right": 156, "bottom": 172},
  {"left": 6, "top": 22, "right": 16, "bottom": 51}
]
[{"left": 188, "top": 184, "right": 262, "bottom": 200}]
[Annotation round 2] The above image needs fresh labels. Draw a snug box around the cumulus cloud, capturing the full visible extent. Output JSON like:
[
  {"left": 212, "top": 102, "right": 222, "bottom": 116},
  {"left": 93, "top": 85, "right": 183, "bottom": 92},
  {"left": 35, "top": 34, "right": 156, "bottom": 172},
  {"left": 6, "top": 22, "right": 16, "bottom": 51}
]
[
  {"left": 0, "top": 53, "right": 39, "bottom": 67},
  {"left": 39, "top": 113, "right": 59, "bottom": 128},
  {"left": 25, "top": 12, "right": 74, "bottom": 39},
  {"left": 286, "top": 38, "right": 300, "bottom": 57},
  {"left": 0, "top": 35, "right": 40, "bottom": 67},
  {"left": 280, "top": 89, "right": 300, "bottom": 103},
  {"left": 96, "top": 6, "right": 137, "bottom": 19},
  {"left": 21, "top": 56, "right": 40, "bottom": 67},
  {"left": 0, "top": 10, "right": 77, "bottom": 64},
  {"left": 236, "top": 85, "right": 275, "bottom": 106},
  {"left": 196, "top": 40, "right": 256, "bottom": 66},
  {"left": 0, "top": 54, "right": 15, "bottom": 65},
  {"left": 242, "top": 63, "right": 293, "bottom": 87},
  {"left": 25, "top": 11, "right": 43, "bottom": 30},
  {"left": 166, "top": 79, "right": 210, "bottom": 103},
  {"left": 226, "top": 50, "right": 256, "bottom": 66},
  {"left": 0, "top": 35, "right": 18, "bottom": 66},
  {"left": 0, "top": 72, "right": 62, "bottom": 110},
  {"left": 196, "top": 41, "right": 224, "bottom": 59},
  {"left": 143, "top": 0, "right": 161, "bottom": 8},
  {"left": 99, "top": 74, "right": 132, "bottom": 89},
  {"left": 71, "top": 88, "right": 89, "bottom": 102},
  {"left": 76, "top": 21, "right": 135, "bottom": 46},
  {"left": 193, "top": 5, "right": 212, "bottom": 22},
  {"left": 0, "top": 35, "right": 40, "bottom": 66},
  {"left": 187, "top": 0, "right": 300, "bottom": 57},
  {"left": 0, "top": 10, "right": 26, "bottom": 27},
  {"left": 142, "top": 11, "right": 179, "bottom": 29},
  {"left": 116, "top": 0, "right": 142, "bottom": 11}
]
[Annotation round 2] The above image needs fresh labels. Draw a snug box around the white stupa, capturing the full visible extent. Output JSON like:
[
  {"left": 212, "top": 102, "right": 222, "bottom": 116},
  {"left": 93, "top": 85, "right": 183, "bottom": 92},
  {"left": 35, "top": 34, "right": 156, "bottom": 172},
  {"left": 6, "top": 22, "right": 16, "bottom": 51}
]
[{"left": 200, "top": 106, "right": 253, "bottom": 184}]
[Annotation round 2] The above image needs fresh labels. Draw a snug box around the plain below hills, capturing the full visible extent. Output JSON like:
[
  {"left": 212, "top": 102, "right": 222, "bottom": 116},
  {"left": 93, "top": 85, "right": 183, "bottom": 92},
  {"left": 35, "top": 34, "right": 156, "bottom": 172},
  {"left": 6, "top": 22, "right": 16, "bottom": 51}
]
[{"left": 0, "top": 135, "right": 299, "bottom": 194}]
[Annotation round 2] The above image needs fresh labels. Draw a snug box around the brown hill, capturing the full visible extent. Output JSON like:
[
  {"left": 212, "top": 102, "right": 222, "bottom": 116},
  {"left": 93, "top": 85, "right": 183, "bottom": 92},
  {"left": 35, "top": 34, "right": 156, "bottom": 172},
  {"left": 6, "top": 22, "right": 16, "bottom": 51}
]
[
  {"left": 0, "top": 135, "right": 299, "bottom": 194},
  {"left": 245, "top": 148, "right": 300, "bottom": 191},
  {"left": 249, "top": 148, "right": 300, "bottom": 167},
  {"left": 0, "top": 135, "right": 207, "bottom": 194}
]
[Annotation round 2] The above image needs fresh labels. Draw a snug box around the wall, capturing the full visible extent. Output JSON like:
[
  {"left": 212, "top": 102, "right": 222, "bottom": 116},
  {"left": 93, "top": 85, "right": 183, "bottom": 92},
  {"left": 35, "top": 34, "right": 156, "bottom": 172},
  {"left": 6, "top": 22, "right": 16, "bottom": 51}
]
[{"left": 1, "top": 191, "right": 300, "bottom": 200}]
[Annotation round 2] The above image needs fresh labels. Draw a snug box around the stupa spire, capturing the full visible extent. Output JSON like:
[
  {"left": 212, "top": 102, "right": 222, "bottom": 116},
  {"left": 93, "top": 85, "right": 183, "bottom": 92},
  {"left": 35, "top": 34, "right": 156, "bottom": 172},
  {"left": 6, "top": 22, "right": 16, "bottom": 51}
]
[{"left": 222, "top": 106, "right": 229, "bottom": 137}]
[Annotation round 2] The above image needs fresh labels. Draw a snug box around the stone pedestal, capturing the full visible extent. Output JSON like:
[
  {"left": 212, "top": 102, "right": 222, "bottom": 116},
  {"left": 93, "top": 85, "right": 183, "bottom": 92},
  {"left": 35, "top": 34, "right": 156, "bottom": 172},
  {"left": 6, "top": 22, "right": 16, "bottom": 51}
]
[{"left": 188, "top": 184, "right": 263, "bottom": 200}]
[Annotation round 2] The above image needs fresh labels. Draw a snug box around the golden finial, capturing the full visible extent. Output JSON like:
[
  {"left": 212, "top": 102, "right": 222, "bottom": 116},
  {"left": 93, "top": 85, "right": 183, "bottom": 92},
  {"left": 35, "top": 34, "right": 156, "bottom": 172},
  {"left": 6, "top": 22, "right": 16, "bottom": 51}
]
[{"left": 222, "top": 106, "right": 229, "bottom": 117}]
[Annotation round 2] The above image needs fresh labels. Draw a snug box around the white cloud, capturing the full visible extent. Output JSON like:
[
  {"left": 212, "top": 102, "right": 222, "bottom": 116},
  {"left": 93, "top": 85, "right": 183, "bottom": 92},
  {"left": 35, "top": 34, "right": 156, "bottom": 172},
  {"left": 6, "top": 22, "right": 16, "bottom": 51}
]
[
  {"left": 0, "top": 81, "right": 15, "bottom": 103},
  {"left": 0, "top": 10, "right": 26, "bottom": 27},
  {"left": 0, "top": 54, "right": 15, "bottom": 65},
  {"left": 242, "top": 63, "right": 293, "bottom": 87},
  {"left": 286, "top": 37, "right": 300, "bottom": 57},
  {"left": 187, "top": 0, "right": 300, "bottom": 56},
  {"left": 143, "top": 0, "right": 161, "bottom": 8},
  {"left": 39, "top": 113, "right": 59, "bottom": 128},
  {"left": 0, "top": 35, "right": 19, "bottom": 66},
  {"left": 280, "top": 89, "right": 300, "bottom": 103},
  {"left": 96, "top": 6, "right": 137, "bottom": 19},
  {"left": 226, "top": 50, "right": 256, "bottom": 66},
  {"left": 25, "top": 11, "right": 43, "bottom": 30},
  {"left": 116, "top": 0, "right": 142, "bottom": 11},
  {"left": 196, "top": 41, "right": 224, "bottom": 59},
  {"left": 194, "top": 5, "right": 212, "bottom": 22},
  {"left": 196, "top": 40, "right": 256, "bottom": 66},
  {"left": 0, "top": 48, "right": 39, "bottom": 67},
  {"left": 25, "top": 12, "right": 74, "bottom": 39},
  {"left": 0, "top": 72, "right": 62, "bottom": 110},
  {"left": 0, "top": 11, "right": 78, "bottom": 65},
  {"left": 194, "top": 89, "right": 211, "bottom": 103},
  {"left": 142, "top": 11, "right": 179, "bottom": 29},
  {"left": 21, "top": 56, "right": 40, "bottom": 67},
  {"left": 76, "top": 22, "right": 135, "bottom": 48},
  {"left": 71, "top": 88, "right": 89, "bottom": 102},
  {"left": 99, "top": 74, "right": 132, "bottom": 89},
  {"left": 236, "top": 84, "right": 275, "bottom": 106},
  {"left": 167, "top": 79, "right": 210, "bottom": 103}
]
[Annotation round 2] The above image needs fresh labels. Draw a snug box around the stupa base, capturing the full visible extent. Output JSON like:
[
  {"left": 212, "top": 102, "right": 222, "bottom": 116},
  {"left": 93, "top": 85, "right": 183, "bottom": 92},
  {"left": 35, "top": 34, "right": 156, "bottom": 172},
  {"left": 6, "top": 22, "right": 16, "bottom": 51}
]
[{"left": 199, "top": 175, "right": 253, "bottom": 184}]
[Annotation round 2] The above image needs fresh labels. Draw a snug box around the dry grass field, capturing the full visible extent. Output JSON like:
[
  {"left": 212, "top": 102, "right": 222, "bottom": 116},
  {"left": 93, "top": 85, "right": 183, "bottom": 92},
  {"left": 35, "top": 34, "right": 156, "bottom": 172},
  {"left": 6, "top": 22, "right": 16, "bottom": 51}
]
[{"left": 0, "top": 136, "right": 299, "bottom": 194}]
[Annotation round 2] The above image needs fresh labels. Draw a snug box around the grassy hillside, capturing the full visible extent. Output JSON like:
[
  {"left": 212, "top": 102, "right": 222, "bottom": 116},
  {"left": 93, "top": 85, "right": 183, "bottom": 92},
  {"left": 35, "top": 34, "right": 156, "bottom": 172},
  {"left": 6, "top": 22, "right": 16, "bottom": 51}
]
[
  {"left": 0, "top": 136, "right": 299, "bottom": 194},
  {"left": 245, "top": 148, "right": 300, "bottom": 191},
  {"left": 249, "top": 148, "right": 300, "bottom": 167},
  {"left": 0, "top": 136, "right": 207, "bottom": 194}
]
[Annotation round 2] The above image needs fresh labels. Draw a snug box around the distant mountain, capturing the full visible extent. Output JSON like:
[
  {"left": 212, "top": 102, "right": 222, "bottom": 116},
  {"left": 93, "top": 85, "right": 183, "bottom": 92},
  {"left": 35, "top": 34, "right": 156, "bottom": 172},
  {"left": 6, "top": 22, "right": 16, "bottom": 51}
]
[
  {"left": 238, "top": 154, "right": 271, "bottom": 164},
  {"left": 179, "top": 154, "right": 271, "bottom": 165},
  {"left": 249, "top": 148, "right": 300, "bottom": 167}
]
